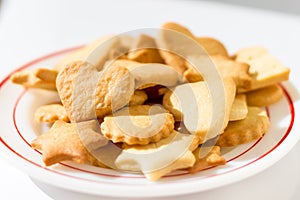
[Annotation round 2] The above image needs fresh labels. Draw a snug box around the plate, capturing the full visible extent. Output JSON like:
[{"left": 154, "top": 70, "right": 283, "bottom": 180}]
[{"left": 0, "top": 47, "right": 299, "bottom": 198}]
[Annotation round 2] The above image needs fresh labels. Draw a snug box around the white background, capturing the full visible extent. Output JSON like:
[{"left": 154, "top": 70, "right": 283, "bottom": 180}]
[
  {"left": 1, "top": 0, "right": 300, "bottom": 199},
  {"left": 211, "top": 0, "right": 300, "bottom": 15}
]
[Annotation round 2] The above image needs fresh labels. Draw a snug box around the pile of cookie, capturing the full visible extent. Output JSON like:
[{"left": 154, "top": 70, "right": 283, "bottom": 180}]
[{"left": 11, "top": 22, "right": 290, "bottom": 181}]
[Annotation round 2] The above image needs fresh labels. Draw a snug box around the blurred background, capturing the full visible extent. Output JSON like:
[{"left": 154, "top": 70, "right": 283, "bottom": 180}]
[
  {"left": 0, "top": 0, "right": 300, "bottom": 200},
  {"left": 207, "top": 0, "right": 300, "bottom": 15}
]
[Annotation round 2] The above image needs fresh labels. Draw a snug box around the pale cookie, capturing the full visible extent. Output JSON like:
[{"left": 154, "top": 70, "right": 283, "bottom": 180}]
[
  {"left": 234, "top": 46, "right": 290, "bottom": 92},
  {"left": 108, "top": 60, "right": 154, "bottom": 90},
  {"left": 35, "top": 104, "right": 69, "bottom": 123},
  {"left": 101, "top": 105, "right": 174, "bottom": 145},
  {"left": 54, "top": 35, "right": 134, "bottom": 71},
  {"left": 196, "top": 37, "right": 229, "bottom": 57},
  {"left": 184, "top": 55, "right": 252, "bottom": 90},
  {"left": 189, "top": 146, "right": 226, "bottom": 173},
  {"left": 229, "top": 94, "right": 248, "bottom": 121},
  {"left": 132, "top": 63, "right": 180, "bottom": 89},
  {"left": 217, "top": 107, "right": 270, "bottom": 147},
  {"left": 11, "top": 68, "right": 58, "bottom": 90},
  {"left": 31, "top": 120, "right": 107, "bottom": 166},
  {"left": 157, "top": 22, "right": 197, "bottom": 74},
  {"left": 127, "top": 34, "right": 164, "bottom": 63},
  {"left": 163, "top": 78, "right": 236, "bottom": 143},
  {"left": 246, "top": 84, "right": 283, "bottom": 107},
  {"left": 56, "top": 61, "right": 135, "bottom": 122},
  {"left": 116, "top": 131, "right": 197, "bottom": 181},
  {"left": 129, "top": 90, "right": 148, "bottom": 106},
  {"left": 110, "top": 59, "right": 180, "bottom": 89}
]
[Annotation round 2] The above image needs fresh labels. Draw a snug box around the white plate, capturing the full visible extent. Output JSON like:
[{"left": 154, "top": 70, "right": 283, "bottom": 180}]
[{"left": 0, "top": 47, "right": 299, "bottom": 198}]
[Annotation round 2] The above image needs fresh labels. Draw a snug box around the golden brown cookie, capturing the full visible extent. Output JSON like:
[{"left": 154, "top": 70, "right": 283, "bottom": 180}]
[
  {"left": 159, "top": 51, "right": 187, "bottom": 74},
  {"left": 127, "top": 34, "right": 164, "bottom": 63},
  {"left": 246, "top": 84, "right": 283, "bottom": 107},
  {"left": 31, "top": 120, "right": 107, "bottom": 166},
  {"left": 101, "top": 105, "right": 174, "bottom": 145},
  {"left": 161, "top": 22, "right": 195, "bottom": 38},
  {"left": 108, "top": 59, "right": 141, "bottom": 70},
  {"left": 56, "top": 61, "right": 135, "bottom": 122},
  {"left": 234, "top": 46, "right": 290, "bottom": 92},
  {"left": 183, "top": 67, "right": 204, "bottom": 82},
  {"left": 189, "top": 146, "right": 226, "bottom": 173},
  {"left": 217, "top": 107, "right": 270, "bottom": 147},
  {"left": 129, "top": 90, "right": 148, "bottom": 106},
  {"left": 128, "top": 49, "right": 164, "bottom": 63},
  {"left": 11, "top": 68, "right": 58, "bottom": 90},
  {"left": 35, "top": 104, "right": 69, "bottom": 123},
  {"left": 196, "top": 37, "right": 229, "bottom": 57}
]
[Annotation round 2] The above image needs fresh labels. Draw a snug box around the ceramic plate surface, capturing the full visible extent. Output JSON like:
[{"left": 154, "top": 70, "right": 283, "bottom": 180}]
[{"left": 0, "top": 47, "right": 299, "bottom": 198}]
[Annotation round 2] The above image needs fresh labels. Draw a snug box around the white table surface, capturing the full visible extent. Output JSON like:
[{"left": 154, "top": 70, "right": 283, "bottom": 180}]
[{"left": 1, "top": 0, "right": 300, "bottom": 199}]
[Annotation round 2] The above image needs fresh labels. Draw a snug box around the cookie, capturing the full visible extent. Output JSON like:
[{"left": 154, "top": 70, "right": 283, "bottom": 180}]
[
  {"left": 129, "top": 63, "right": 180, "bottom": 89},
  {"left": 157, "top": 22, "right": 197, "bottom": 74},
  {"left": 31, "top": 120, "right": 107, "bottom": 166},
  {"left": 101, "top": 105, "right": 174, "bottom": 145},
  {"left": 229, "top": 94, "right": 248, "bottom": 121},
  {"left": 116, "top": 131, "right": 197, "bottom": 181},
  {"left": 217, "top": 107, "right": 270, "bottom": 147},
  {"left": 246, "top": 84, "right": 283, "bottom": 107},
  {"left": 56, "top": 61, "right": 135, "bottom": 122},
  {"left": 109, "top": 59, "right": 180, "bottom": 89},
  {"left": 183, "top": 67, "right": 204, "bottom": 82},
  {"left": 212, "top": 55, "right": 252, "bottom": 90},
  {"left": 35, "top": 104, "right": 69, "bottom": 123},
  {"left": 163, "top": 78, "right": 236, "bottom": 143},
  {"left": 127, "top": 34, "right": 164, "bottom": 63},
  {"left": 234, "top": 46, "right": 290, "bottom": 92},
  {"left": 129, "top": 90, "right": 148, "bottom": 106},
  {"left": 196, "top": 37, "right": 228, "bottom": 57},
  {"left": 108, "top": 59, "right": 141, "bottom": 71},
  {"left": 11, "top": 68, "right": 58, "bottom": 90},
  {"left": 188, "top": 146, "right": 226, "bottom": 173},
  {"left": 184, "top": 55, "right": 252, "bottom": 90}
]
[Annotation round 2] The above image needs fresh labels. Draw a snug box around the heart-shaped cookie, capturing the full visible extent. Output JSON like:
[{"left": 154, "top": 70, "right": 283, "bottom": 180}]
[{"left": 56, "top": 61, "right": 135, "bottom": 122}]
